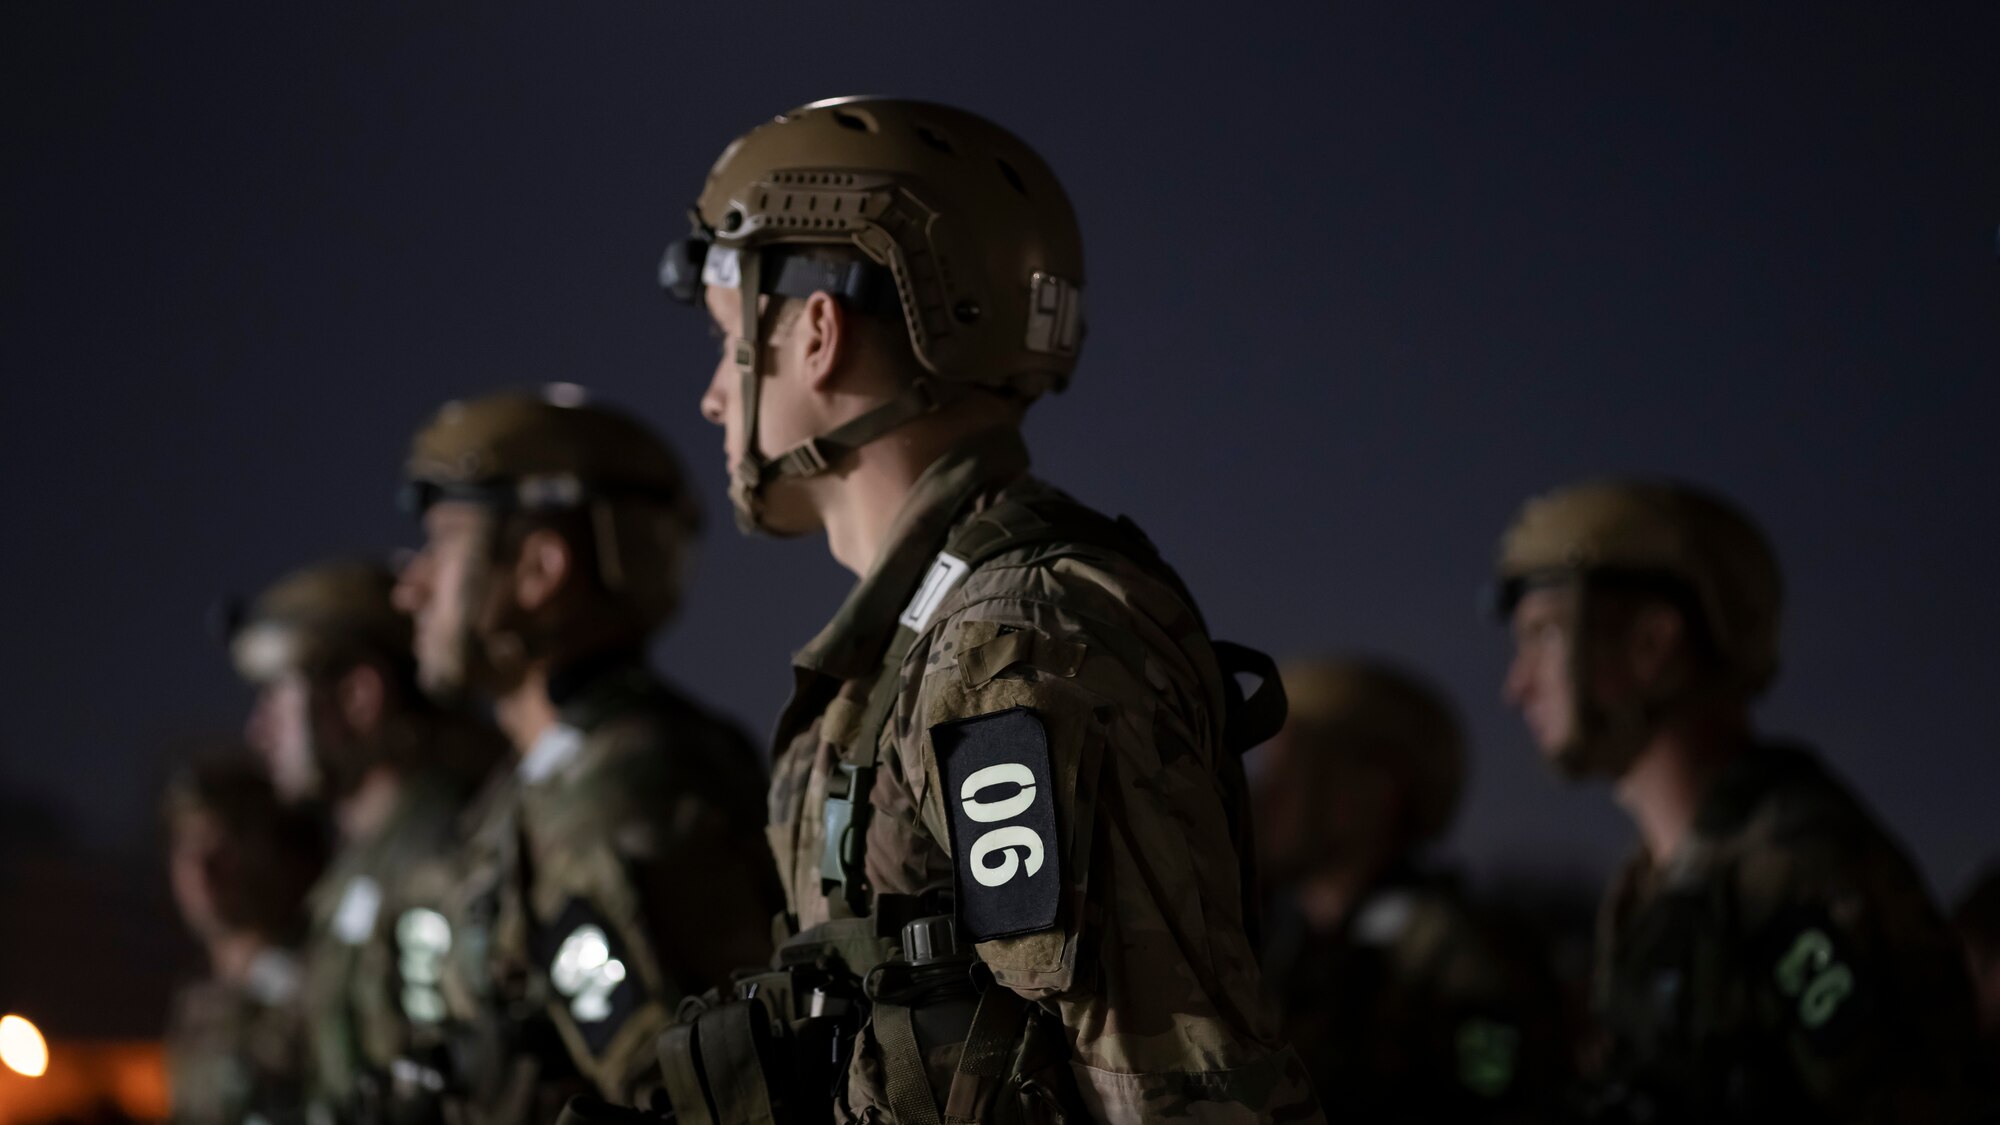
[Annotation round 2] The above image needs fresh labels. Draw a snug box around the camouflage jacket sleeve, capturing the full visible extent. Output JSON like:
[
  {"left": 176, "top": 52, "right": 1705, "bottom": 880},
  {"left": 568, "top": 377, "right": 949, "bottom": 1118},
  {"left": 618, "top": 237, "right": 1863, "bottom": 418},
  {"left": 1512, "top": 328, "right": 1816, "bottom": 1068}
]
[
  {"left": 880, "top": 550, "right": 1319, "bottom": 1123},
  {"left": 1726, "top": 797, "right": 1982, "bottom": 1121},
  {"left": 520, "top": 714, "right": 777, "bottom": 1104}
]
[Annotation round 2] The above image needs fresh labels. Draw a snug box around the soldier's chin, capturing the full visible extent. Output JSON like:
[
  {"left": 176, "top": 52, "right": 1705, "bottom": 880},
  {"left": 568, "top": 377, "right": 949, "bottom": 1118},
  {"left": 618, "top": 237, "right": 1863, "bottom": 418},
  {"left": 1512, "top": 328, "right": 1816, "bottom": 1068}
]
[
  {"left": 416, "top": 655, "right": 470, "bottom": 707},
  {"left": 1545, "top": 738, "right": 1604, "bottom": 782},
  {"left": 1546, "top": 735, "right": 1641, "bottom": 782}
]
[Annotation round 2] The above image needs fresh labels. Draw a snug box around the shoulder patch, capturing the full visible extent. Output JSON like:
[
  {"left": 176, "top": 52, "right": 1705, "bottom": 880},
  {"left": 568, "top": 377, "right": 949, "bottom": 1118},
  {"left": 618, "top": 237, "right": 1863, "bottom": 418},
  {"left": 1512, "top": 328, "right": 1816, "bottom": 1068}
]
[
  {"left": 1762, "top": 906, "right": 1867, "bottom": 1052},
  {"left": 332, "top": 876, "right": 382, "bottom": 945},
  {"left": 395, "top": 908, "right": 452, "bottom": 1025},
  {"left": 534, "top": 899, "right": 641, "bottom": 1055},
  {"left": 899, "top": 551, "right": 970, "bottom": 632},
  {"left": 932, "top": 707, "right": 1062, "bottom": 943}
]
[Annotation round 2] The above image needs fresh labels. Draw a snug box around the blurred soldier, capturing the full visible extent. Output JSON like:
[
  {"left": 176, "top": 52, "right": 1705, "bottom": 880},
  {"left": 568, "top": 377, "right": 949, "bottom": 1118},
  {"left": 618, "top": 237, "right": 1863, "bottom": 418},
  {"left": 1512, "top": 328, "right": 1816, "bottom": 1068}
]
[
  {"left": 646, "top": 97, "right": 1319, "bottom": 1123},
  {"left": 1254, "top": 657, "right": 1570, "bottom": 1124},
  {"left": 163, "top": 753, "right": 326, "bottom": 1125},
  {"left": 391, "top": 389, "right": 777, "bottom": 1124},
  {"left": 1951, "top": 865, "right": 2000, "bottom": 1072},
  {"left": 229, "top": 559, "right": 505, "bottom": 1124},
  {"left": 1493, "top": 479, "right": 1983, "bottom": 1122}
]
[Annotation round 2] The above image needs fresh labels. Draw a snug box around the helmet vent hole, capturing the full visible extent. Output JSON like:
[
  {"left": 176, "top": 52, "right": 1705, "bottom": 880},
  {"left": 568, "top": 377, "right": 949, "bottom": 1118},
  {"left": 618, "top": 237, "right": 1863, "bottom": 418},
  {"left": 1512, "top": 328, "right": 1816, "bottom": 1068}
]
[
  {"left": 995, "top": 157, "right": 1028, "bottom": 197},
  {"left": 915, "top": 126, "right": 955, "bottom": 155},
  {"left": 832, "top": 110, "right": 874, "bottom": 133}
]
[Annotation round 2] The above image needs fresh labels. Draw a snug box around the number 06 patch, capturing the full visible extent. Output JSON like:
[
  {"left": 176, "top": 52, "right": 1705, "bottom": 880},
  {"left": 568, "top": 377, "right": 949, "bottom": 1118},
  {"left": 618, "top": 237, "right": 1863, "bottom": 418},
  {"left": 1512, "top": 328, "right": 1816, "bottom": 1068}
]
[{"left": 932, "top": 707, "right": 1062, "bottom": 943}]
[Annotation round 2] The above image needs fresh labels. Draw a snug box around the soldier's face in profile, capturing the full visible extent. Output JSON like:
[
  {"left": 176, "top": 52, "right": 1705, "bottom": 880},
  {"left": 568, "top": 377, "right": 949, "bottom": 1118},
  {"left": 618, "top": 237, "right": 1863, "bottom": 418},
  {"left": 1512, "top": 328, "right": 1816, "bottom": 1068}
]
[
  {"left": 700, "top": 284, "right": 825, "bottom": 534},
  {"left": 1505, "top": 587, "right": 1579, "bottom": 758},
  {"left": 244, "top": 673, "right": 320, "bottom": 803},
  {"left": 397, "top": 502, "right": 484, "bottom": 694}
]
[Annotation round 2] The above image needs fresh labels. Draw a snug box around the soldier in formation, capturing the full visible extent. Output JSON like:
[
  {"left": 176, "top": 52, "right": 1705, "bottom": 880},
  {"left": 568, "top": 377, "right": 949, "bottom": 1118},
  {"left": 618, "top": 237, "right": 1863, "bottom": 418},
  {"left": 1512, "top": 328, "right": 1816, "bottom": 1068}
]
[
  {"left": 1492, "top": 478, "right": 1987, "bottom": 1122},
  {"left": 1254, "top": 657, "right": 1572, "bottom": 1123},
  {"left": 228, "top": 558, "right": 505, "bottom": 1125},
  {"left": 389, "top": 390, "right": 780, "bottom": 1124},
  {"left": 162, "top": 753, "right": 325, "bottom": 1125},
  {"left": 646, "top": 96, "right": 1319, "bottom": 1123}
]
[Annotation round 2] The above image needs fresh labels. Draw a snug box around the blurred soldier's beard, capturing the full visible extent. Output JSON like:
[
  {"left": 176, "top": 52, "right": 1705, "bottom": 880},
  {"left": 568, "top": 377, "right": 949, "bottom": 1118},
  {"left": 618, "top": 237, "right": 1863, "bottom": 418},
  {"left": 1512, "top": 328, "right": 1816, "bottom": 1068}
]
[{"left": 419, "top": 524, "right": 532, "bottom": 704}]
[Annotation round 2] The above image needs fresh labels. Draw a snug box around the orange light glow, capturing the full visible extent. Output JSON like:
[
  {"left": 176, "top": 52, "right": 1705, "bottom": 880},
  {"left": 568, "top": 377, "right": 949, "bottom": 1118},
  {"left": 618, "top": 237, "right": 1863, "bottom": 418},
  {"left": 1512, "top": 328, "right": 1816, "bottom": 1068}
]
[
  {"left": 0, "top": 1015, "right": 48, "bottom": 1078},
  {"left": 0, "top": 1037, "right": 167, "bottom": 1125}
]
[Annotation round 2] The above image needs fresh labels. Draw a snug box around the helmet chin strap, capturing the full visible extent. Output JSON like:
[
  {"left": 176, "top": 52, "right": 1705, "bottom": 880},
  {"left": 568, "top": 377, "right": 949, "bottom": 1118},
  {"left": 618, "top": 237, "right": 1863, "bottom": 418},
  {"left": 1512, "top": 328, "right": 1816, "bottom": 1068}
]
[{"left": 726, "top": 247, "right": 964, "bottom": 536}]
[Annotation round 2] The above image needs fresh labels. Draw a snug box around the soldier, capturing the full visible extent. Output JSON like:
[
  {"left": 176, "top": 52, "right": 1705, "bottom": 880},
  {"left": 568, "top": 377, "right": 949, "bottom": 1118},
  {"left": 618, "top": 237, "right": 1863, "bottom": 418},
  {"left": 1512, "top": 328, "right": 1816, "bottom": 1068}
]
[
  {"left": 227, "top": 559, "right": 505, "bottom": 1124},
  {"left": 390, "top": 389, "right": 778, "bottom": 1123},
  {"left": 1254, "top": 657, "right": 1570, "bottom": 1123},
  {"left": 163, "top": 753, "right": 325, "bottom": 1125},
  {"left": 1493, "top": 479, "right": 1984, "bottom": 1122},
  {"left": 647, "top": 98, "right": 1320, "bottom": 1123}
]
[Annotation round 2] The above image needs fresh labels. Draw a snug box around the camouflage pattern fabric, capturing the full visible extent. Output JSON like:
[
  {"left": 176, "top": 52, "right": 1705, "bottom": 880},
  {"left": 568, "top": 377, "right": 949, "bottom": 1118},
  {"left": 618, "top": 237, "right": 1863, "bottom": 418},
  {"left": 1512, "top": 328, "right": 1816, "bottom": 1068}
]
[
  {"left": 1591, "top": 744, "right": 1984, "bottom": 1123},
  {"left": 420, "top": 656, "right": 777, "bottom": 1124},
  {"left": 766, "top": 427, "right": 1322, "bottom": 1123},
  {"left": 299, "top": 735, "right": 496, "bottom": 1124},
  {"left": 1261, "top": 868, "right": 1571, "bottom": 1124},
  {"left": 165, "top": 950, "right": 312, "bottom": 1125}
]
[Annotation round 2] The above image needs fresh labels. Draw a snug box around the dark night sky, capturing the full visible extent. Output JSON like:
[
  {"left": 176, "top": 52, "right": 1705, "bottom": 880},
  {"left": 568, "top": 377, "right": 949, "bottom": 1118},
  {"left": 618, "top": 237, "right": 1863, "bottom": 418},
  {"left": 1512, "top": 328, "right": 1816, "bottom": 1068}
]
[{"left": 4, "top": 3, "right": 1998, "bottom": 912}]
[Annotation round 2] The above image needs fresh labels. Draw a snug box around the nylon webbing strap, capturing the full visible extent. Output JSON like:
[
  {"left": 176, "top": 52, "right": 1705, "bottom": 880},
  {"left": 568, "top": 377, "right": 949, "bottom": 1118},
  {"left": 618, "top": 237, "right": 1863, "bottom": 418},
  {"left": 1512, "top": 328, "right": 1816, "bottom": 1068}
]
[
  {"left": 764, "top": 379, "right": 963, "bottom": 483},
  {"left": 698, "top": 1002, "right": 778, "bottom": 1125},
  {"left": 655, "top": 1022, "right": 714, "bottom": 1125},
  {"left": 821, "top": 622, "right": 922, "bottom": 911},
  {"left": 943, "top": 984, "right": 1031, "bottom": 1120},
  {"left": 872, "top": 1002, "right": 943, "bottom": 1125}
]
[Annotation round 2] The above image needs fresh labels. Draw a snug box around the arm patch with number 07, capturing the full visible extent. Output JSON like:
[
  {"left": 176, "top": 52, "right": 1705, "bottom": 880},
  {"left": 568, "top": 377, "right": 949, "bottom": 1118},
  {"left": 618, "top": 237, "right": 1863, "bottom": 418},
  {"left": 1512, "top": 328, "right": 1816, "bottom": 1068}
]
[{"left": 932, "top": 707, "right": 1062, "bottom": 943}]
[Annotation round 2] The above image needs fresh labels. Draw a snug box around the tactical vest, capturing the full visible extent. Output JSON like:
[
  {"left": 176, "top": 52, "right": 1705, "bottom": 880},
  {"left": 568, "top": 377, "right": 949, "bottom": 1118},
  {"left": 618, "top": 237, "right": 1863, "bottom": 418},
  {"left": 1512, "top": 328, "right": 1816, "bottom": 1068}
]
[{"left": 642, "top": 489, "right": 1286, "bottom": 1125}]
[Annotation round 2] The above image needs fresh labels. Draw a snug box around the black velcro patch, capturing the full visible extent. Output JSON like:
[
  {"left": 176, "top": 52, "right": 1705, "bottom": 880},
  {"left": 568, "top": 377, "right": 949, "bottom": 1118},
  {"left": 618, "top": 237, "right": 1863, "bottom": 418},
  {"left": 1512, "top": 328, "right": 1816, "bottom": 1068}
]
[
  {"left": 533, "top": 898, "right": 642, "bottom": 1056},
  {"left": 932, "top": 707, "right": 1062, "bottom": 943}
]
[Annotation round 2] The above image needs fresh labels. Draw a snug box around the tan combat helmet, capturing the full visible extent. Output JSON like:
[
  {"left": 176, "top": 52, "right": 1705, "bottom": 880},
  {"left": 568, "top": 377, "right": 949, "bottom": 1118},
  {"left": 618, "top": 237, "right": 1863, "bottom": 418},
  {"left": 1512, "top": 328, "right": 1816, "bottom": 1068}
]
[
  {"left": 228, "top": 559, "right": 412, "bottom": 685},
  {"left": 403, "top": 386, "right": 701, "bottom": 635},
  {"left": 659, "top": 97, "right": 1085, "bottom": 530},
  {"left": 1493, "top": 479, "right": 1783, "bottom": 776},
  {"left": 1281, "top": 658, "right": 1466, "bottom": 846}
]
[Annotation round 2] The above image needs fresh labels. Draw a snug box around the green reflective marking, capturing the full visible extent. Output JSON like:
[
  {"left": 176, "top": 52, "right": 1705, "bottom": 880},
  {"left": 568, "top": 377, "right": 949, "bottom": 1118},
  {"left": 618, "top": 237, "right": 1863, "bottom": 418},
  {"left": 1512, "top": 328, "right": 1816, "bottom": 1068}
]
[
  {"left": 1774, "top": 927, "right": 1833, "bottom": 996},
  {"left": 1456, "top": 1017, "right": 1521, "bottom": 1098},
  {"left": 1800, "top": 962, "right": 1855, "bottom": 1028}
]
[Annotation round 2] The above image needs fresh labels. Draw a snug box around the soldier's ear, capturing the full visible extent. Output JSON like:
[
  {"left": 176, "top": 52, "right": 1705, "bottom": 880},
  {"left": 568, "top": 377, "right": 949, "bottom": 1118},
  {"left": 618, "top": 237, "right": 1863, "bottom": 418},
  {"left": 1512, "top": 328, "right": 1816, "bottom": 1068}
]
[
  {"left": 795, "top": 290, "right": 852, "bottom": 393},
  {"left": 512, "top": 526, "right": 575, "bottom": 614},
  {"left": 1627, "top": 601, "right": 1688, "bottom": 693},
  {"left": 335, "top": 662, "right": 387, "bottom": 738}
]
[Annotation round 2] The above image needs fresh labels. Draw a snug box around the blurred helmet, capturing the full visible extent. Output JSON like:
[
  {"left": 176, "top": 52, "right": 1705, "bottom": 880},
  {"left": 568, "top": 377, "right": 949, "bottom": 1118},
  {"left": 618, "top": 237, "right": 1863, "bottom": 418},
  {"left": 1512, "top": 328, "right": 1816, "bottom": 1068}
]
[
  {"left": 1280, "top": 658, "right": 1466, "bottom": 846},
  {"left": 1493, "top": 478, "right": 1783, "bottom": 777},
  {"left": 228, "top": 559, "right": 411, "bottom": 685},
  {"left": 660, "top": 97, "right": 1085, "bottom": 530},
  {"left": 402, "top": 387, "right": 701, "bottom": 637}
]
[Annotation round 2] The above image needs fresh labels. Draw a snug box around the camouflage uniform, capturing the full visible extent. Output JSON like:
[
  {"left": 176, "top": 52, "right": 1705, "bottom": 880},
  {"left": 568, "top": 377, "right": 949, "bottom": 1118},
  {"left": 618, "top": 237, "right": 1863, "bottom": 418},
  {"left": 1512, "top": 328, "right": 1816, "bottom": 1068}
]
[
  {"left": 300, "top": 744, "right": 493, "bottom": 1124},
  {"left": 756, "top": 429, "right": 1316, "bottom": 1122},
  {"left": 166, "top": 950, "right": 314, "bottom": 1125},
  {"left": 421, "top": 654, "right": 776, "bottom": 1124},
  {"left": 1262, "top": 868, "right": 1570, "bottom": 1124},
  {"left": 1591, "top": 743, "right": 1983, "bottom": 1123}
]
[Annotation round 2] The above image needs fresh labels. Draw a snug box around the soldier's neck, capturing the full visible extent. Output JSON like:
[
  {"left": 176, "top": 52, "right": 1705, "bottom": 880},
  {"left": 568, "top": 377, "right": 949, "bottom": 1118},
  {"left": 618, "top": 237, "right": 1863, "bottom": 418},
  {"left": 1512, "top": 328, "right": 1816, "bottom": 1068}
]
[
  {"left": 1615, "top": 704, "right": 1753, "bottom": 865},
  {"left": 1293, "top": 851, "right": 1396, "bottom": 935},
  {"left": 336, "top": 766, "right": 401, "bottom": 842},
  {"left": 206, "top": 930, "right": 269, "bottom": 985},
  {"left": 495, "top": 664, "right": 560, "bottom": 756},
  {"left": 818, "top": 402, "right": 1027, "bottom": 577}
]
